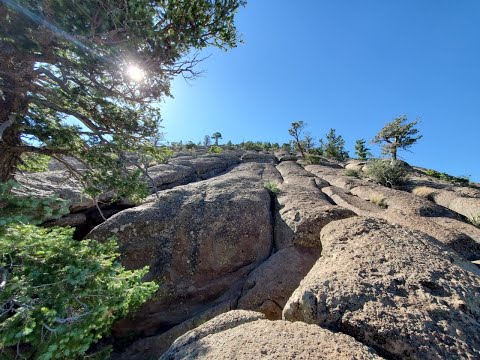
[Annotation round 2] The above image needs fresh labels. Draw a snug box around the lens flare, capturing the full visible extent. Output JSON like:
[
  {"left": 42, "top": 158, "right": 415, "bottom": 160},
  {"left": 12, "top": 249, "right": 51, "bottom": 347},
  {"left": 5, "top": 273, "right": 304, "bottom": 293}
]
[{"left": 126, "top": 64, "right": 145, "bottom": 82}]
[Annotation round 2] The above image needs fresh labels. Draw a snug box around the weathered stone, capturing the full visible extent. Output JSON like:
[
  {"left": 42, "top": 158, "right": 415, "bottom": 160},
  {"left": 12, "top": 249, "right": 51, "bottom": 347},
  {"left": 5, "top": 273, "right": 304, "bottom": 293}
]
[
  {"left": 240, "top": 151, "right": 277, "bottom": 164},
  {"left": 89, "top": 163, "right": 274, "bottom": 337},
  {"left": 284, "top": 217, "right": 480, "bottom": 359},
  {"left": 274, "top": 162, "right": 355, "bottom": 249},
  {"left": 350, "top": 184, "right": 456, "bottom": 217},
  {"left": 145, "top": 164, "right": 196, "bottom": 189},
  {"left": 237, "top": 246, "right": 320, "bottom": 319},
  {"left": 117, "top": 300, "right": 237, "bottom": 360},
  {"left": 161, "top": 311, "right": 382, "bottom": 360},
  {"left": 345, "top": 160, "right": 367, "bottom": 172},
  {"left": 305, "top": 164, "right": 367, "bottom": 189},
  {"left": 14, "top": 170, "right": 96, "bottom": 213},
  {"left": 322, "top": 186, "right": 381, "bottom": 216}
]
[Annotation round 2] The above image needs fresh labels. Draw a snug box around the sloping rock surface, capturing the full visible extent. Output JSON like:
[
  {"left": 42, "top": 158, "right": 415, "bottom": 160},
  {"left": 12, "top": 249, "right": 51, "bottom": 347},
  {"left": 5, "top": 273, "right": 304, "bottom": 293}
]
[
  {"left": 274, "top": 161, "right": 355, "bottom": 249},
  {"left": 283, "top": 217, "right": 480, "bottom": 359},
  {"left": 161, "top": 310, "right": 382, "bottom": 360},
  {"left": 89, "top": 163, "right": 276, "bottom": 337}
]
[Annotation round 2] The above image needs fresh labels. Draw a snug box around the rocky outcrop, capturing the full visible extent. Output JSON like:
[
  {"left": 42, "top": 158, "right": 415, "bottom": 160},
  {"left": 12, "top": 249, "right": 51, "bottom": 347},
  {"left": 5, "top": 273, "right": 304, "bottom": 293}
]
[
  {"left": 274, "top": 161, "right": 355, "bottom": 249},
  {"left": 240, "top": 151, "right": 277, "bottom": 164},
  {"left": 237, "top": 246, "right": 320, "bottom": 319},
  {"left": 161, "top": 310, "right": 382, "bottom": 360},
  {"left": 284, "top": 217, "right": 480, "bottom": 359},
  {"left": 14, "top": 170, "right": 96, "bottom": 213},
  {"left": 89, "top": 163, "right": 277, "bottom": 338}
]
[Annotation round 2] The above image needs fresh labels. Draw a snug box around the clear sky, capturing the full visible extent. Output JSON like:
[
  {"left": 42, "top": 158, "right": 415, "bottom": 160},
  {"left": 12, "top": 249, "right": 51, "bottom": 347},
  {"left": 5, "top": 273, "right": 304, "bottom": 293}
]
[{"left": 161, "top": 0, "right": 480, "bottom": 181}]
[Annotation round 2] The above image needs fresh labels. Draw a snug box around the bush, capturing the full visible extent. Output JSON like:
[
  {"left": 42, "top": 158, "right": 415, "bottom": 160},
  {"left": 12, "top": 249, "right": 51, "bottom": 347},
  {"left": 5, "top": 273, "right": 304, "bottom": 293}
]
[
  {"left": 305, "top": 154, "right": 322, "bottom": 164},
  {"left": 369, "top": 193, "right": 388, "bottom": 208},
  {"left": 344, "top": 169, "right": 360, "bottom": 178},
  {"left": 365, "top": 160, "right": 409, "bottom": 187},
  {"left": 0, "top": 225, "right": 158, "bottom": 359},
  {"left": 425, "top": 169, "right": 470, "bottom": 186},
  {"left": 263, "top": 181, "right": 280, "bottom": 195},
  {"left": 207, "top": 145, "right": 223, "bottom": 154},
  {"left": 412, "top": 186, "right": 437, "bottom": 201}
]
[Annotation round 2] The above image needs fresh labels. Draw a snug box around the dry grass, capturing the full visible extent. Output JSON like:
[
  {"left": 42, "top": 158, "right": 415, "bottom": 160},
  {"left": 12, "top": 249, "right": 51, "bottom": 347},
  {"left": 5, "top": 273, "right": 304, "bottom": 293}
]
[
  {"left": 468, "top": 214, "right": 480, "bottom": 227},
  {"left": 369, "top": 193, "right": 387, "bottom": 208},
  {"left": 412, "top": 186, "right": 437, "bottom": 201}
]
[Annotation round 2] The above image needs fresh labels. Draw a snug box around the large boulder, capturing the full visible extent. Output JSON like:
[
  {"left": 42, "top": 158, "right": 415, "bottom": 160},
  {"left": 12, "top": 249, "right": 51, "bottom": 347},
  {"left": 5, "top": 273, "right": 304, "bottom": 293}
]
[
  {"left": 89, "top": 163, "right": 276, "bottom": 337},
  {"left": 274, "top": 162, "right": 355, "bottom": 249},
  {"left": 284, "top": 217, "right": 480, "bottom": 359},
  {"left": 161, "top": 310, "right": 381, "bottom": 360},
  {"left": 169, "top": 153, "right": 240, "bottom": 179}
]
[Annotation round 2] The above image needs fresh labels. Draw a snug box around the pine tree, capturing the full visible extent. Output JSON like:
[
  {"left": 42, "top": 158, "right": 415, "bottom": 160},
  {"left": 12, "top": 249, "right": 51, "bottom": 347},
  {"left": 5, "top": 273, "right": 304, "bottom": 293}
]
[
  {"left": 355, "top": 139, "right": 371, "bottom": 160},
  {"left": 372, "top": 116, "right": 422, "bottom": 160}
]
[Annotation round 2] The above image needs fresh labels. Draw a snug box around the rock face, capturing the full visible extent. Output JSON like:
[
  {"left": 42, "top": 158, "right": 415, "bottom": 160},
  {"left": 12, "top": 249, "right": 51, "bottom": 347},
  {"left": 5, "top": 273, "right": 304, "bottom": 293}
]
[
  {"left": 161, "top": 310, "right": 382, "bottom": 360},
  {"left": 28, "top": 154, "right": 480, "bottom": 359},
  {"left": 14, "top": 170, "right": 95, "bottom": 213},
  {"left": 89, "top": 163, "right": 276, "bottom": 337},
  {"left": 237, "top": 246, "right": 320, "bottom": 319},
  {"left": 274, "top": 161, "right": 355, "bottom": 249},
  {"left": 284, "top": 217, "right": 480, "bottom": 359}
]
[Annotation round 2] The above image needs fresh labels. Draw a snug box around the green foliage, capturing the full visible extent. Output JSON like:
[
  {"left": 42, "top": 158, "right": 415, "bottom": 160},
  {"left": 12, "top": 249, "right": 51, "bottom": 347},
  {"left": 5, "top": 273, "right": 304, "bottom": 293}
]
[
  {"left": 354, "top": 139, "right": 371, "bottom": 160},
  {"left": 372, "top": 116, "right": 422, "bottom": 160},
  {"left": 288, "top": 121, "right": 306, "bottom": 158},
  {"left": 17, "top": 154, "right": 51, "bottom": 173},
  {"left": 319, "top": 129, "right": 349, "bottom": 161},
  {"left": 305, "top": 154, "right": 322, "bottom": 164},
  {"left": 211, "top": 132, "right": 223, "bottom": 145},
  {"left": 0, "top": 0, "right": 245, "bottom": 196},
  {"left": 185, "top": 141, "right": 196, "bottom": 150},
  {"left": 425, "top": 169, "right": 470, "bottom": 186},
  {"left": 344, "top": 169, "right": 360, "bottom": 178},
  {"left": 281, "top": 143, "right": 292, "bottom": 152},
  {"left": 365, "top": 160, "right": 409, "bottom": 187},
  {"left": 0, "top": 225, "right": 158, "bottom": 359},
  {"left": 225, "top": 140, "right": 235, "bottom": 150},
  {"left": 263, "top": 181, "right": 280, "bottom": 195},
  {"left": 207, "top": 145, "right": 223, "bottom": 154},
  {"left": 242, "top": 141, "right": 262, "bottom": 151},
  {"left": 0, "top": 181, "right": 69, "bottom": 227}
]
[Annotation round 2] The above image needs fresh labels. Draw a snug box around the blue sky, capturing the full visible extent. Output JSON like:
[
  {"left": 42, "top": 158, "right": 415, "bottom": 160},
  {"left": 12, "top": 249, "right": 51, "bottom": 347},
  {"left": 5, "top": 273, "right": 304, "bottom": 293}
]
[{"left": 161, "top": 0, "right": 480, "bottom": 181}]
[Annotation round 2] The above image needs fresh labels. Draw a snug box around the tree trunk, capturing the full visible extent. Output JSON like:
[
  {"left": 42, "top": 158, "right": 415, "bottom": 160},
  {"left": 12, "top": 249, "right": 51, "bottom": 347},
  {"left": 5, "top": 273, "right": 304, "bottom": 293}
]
[{"left": 0, "top": 120, "right": 21, "bottom": 182}]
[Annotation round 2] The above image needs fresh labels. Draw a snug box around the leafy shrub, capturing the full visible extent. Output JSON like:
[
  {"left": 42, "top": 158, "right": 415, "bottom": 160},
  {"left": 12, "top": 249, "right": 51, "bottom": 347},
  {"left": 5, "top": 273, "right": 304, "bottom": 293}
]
[
  {"left": 242, "top": 141, "right": 262, "bottom": 151},
  {"left": 17, "top": 154, "right": 51, "bottom": 172},
  {"left": 207, "top": 145, "right": 223, "bottom": 154},
  {"left": 0, "top": 225, "right": 158, "bottom": 359},
  {"left": 305, "top": 154, "right": 322, "bottom": 164},
  {"left": 263, "top": 181, "right": 280, "bottom": 195},
  {"left": 344, "top": 169, "right": 360, "bottom": 178},
  {"left": 365, "top": 160, "right": 409, "bottom": 187},
  {"left": 369, "top": 193, "right": 387, "bottom": 208},
  {"left": 425, "top": 169, "right": 470, "bottom": 186}
]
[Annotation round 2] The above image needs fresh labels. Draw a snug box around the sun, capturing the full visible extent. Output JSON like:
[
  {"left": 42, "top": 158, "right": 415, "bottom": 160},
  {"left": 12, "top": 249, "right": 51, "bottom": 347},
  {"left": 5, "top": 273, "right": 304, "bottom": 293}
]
[{"left": 126, "top": 64, "right": 145, "bottom": 82}]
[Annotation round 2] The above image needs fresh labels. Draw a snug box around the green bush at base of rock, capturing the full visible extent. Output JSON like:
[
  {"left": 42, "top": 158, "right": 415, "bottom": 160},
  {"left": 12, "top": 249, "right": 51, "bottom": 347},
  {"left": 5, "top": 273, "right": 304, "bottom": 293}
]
[{"left": 0, "top": 225, "right": 158, "bottom": 360}]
